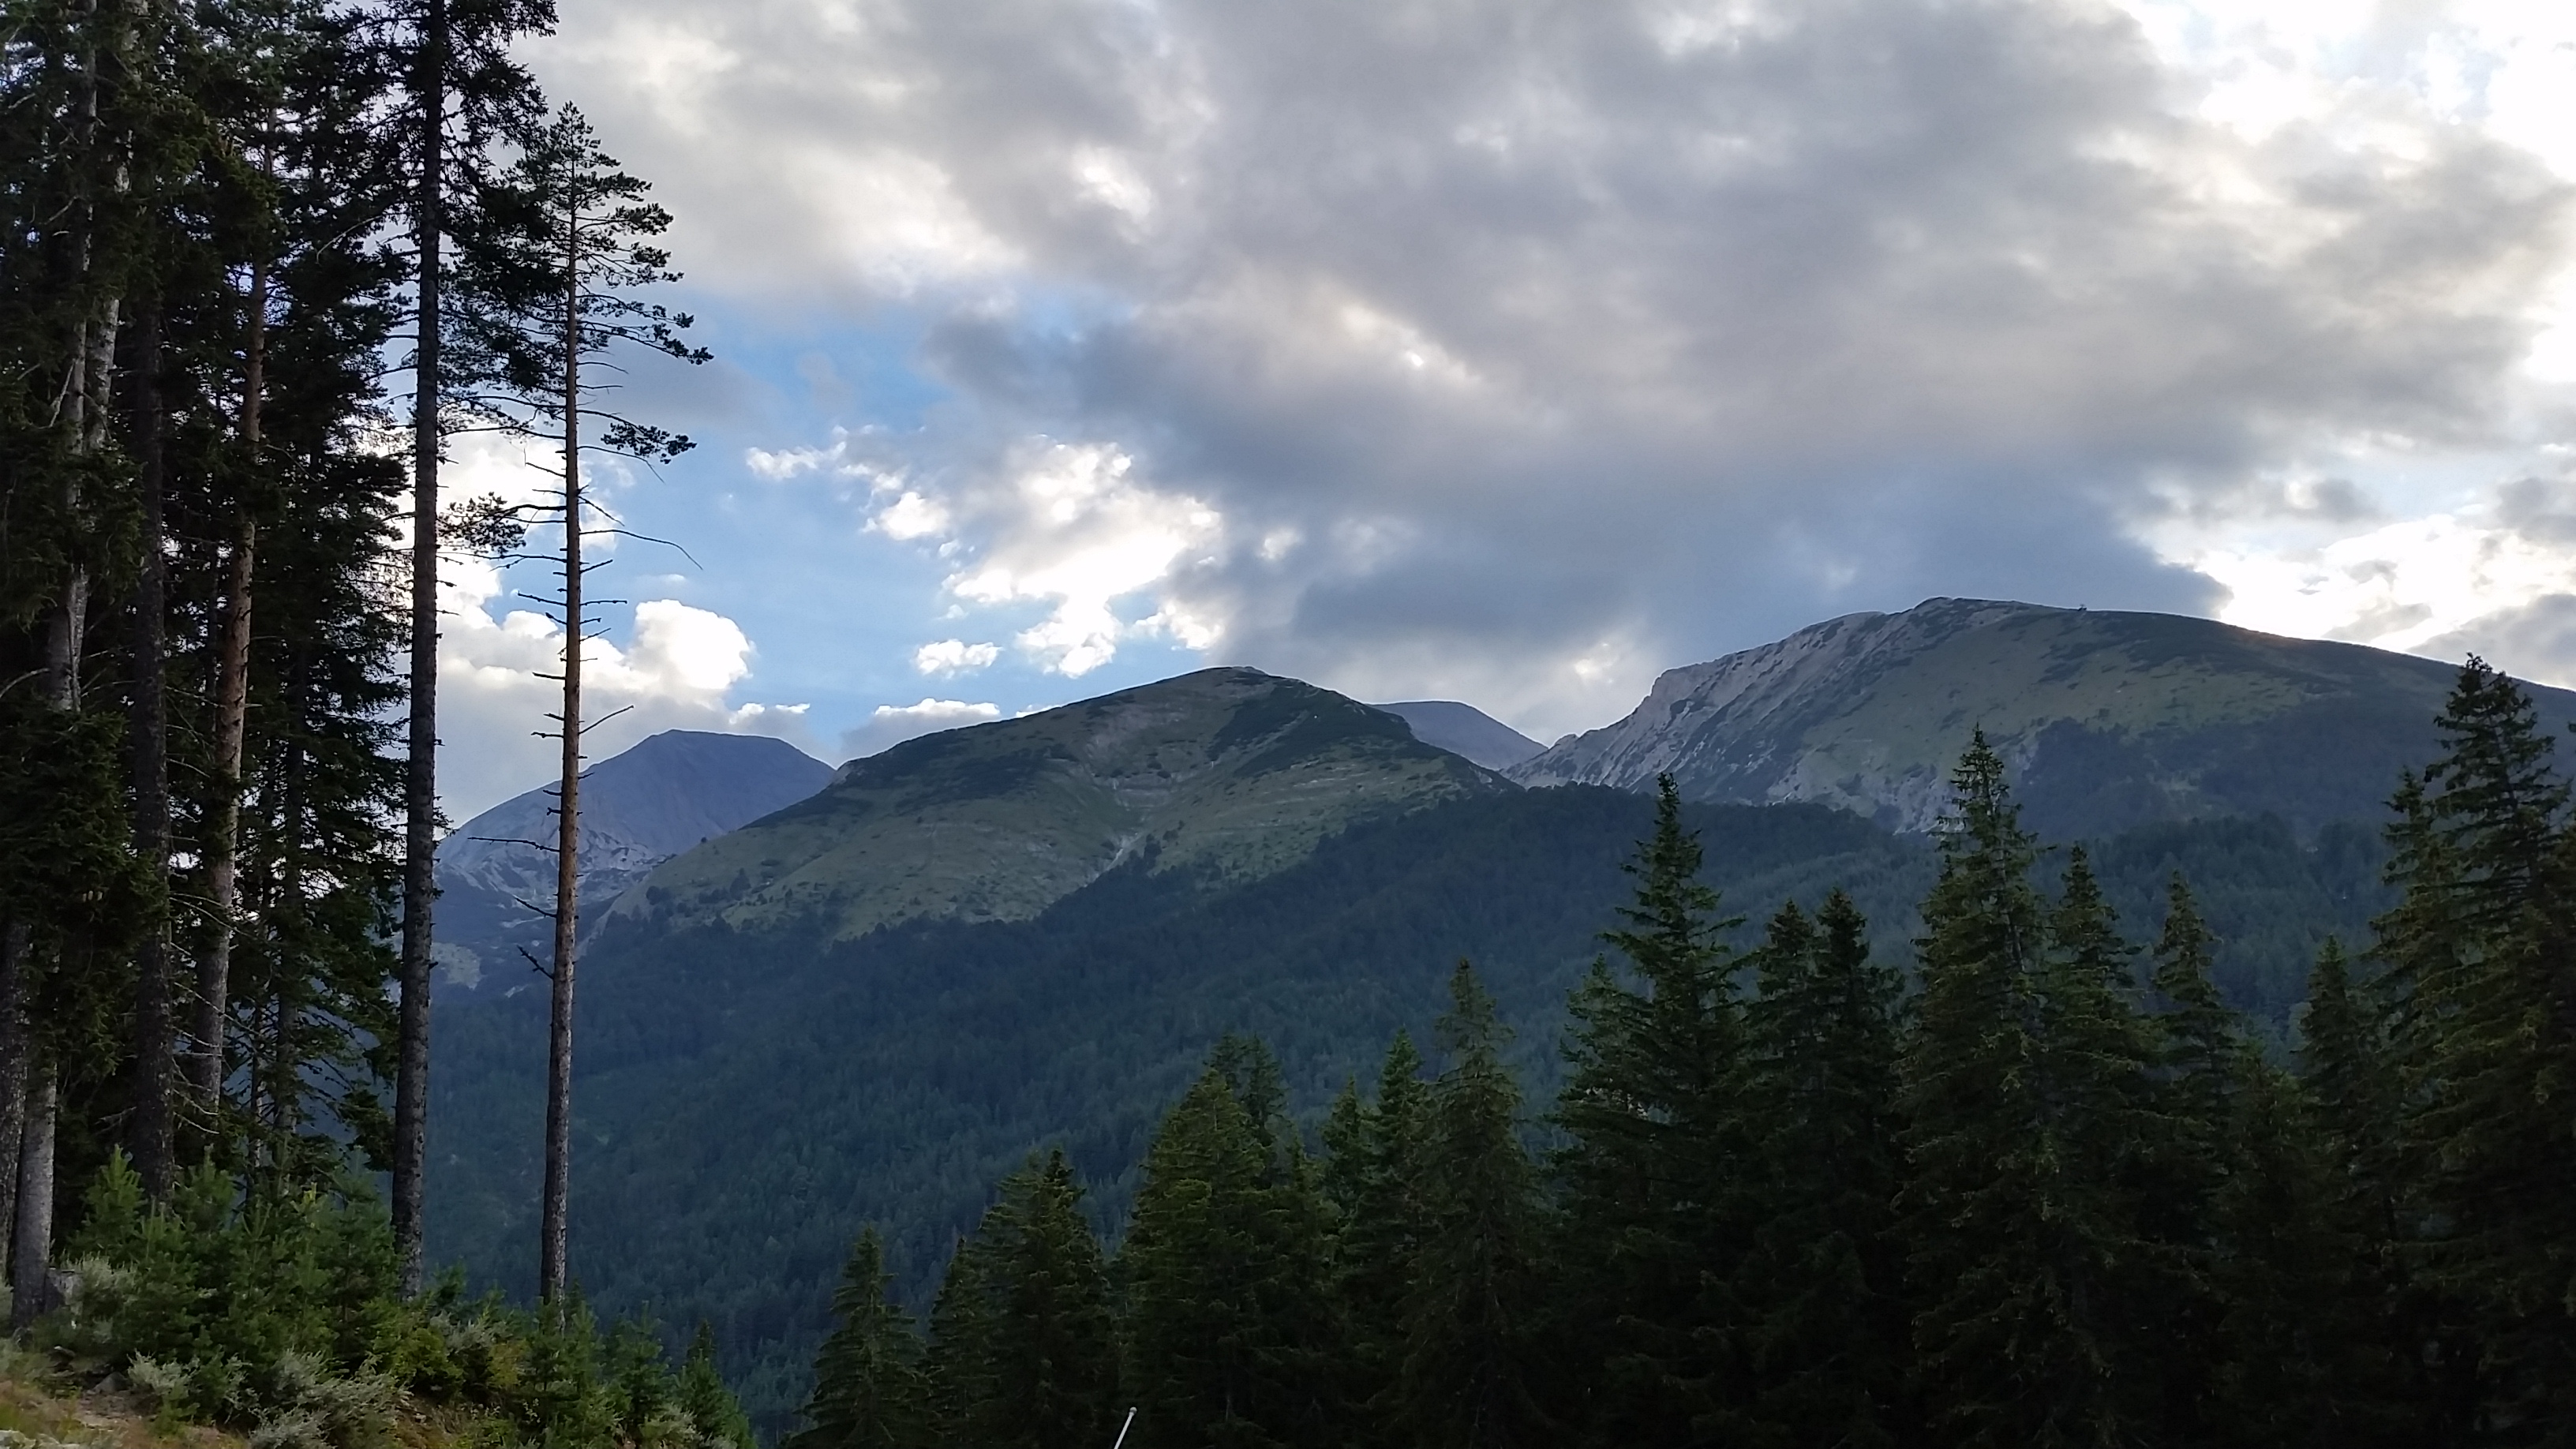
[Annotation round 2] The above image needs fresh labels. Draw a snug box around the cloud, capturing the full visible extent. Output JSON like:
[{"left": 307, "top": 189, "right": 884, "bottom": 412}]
[
  {"left": 437, "top": 560, "right": 814, "bottom": 820},
  {"left": 839, "top": 698, "right": 1005, "bottom": 758},
  {"left": 914, "top": 638, "right": 1002, "bottom": 676},
  {"left": 535, "top": 0, "right": 2576, "bottom": 738}
]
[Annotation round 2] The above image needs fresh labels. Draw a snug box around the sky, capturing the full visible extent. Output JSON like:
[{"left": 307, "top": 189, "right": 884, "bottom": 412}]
[{"left": 434, "top": 0, "right": 2576, "bottom": 819}]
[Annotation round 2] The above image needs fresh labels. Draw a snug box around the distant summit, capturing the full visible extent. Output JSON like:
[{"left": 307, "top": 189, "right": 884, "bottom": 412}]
[
  {"left": 616, "top": 667, "right": 1503, "bottom": 943},
  {"left": 1511, "top": 597, "right": 2576, "bottom": 837},
  {"left": 1375, "top": 700, "right": 1545, "bottom": 769},
  {"left": 434, "top": 730, "right": 831, "bottom": 990}
]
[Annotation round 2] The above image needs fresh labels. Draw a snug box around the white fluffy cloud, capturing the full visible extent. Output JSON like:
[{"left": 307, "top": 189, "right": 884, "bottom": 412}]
[
  {"left": 541, "top": 0, "right": 2576, "bottom": 736},
  {"left": 437, "top": 559, "right": 814, "bottom": 820},
  {"left": 839, "top": 698, "right": 1005, "bottom": 758},
  {"left": 914, "top": 638, "right": 1002, "bottom": 676}
]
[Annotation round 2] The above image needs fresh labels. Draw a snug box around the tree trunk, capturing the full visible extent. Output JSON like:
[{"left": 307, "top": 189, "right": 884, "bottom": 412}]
[
  {"left": 126, "top": 302, "right": 175, "bottom": 1196},
  {"left": 195, "top": 260, "right": 264, "bottom": 1131},
  {"left": 0, "top": 922, "right": 25, "bottom": 1255},
  {"left": 392, "top": 0, "right": 448, "bottom": 1298},
  {"left": 8, "top": 1069, "right": 54, "bottom": 1329},
  {"left": 538, "top": 201, "right": 582, "bottom": 1303}
]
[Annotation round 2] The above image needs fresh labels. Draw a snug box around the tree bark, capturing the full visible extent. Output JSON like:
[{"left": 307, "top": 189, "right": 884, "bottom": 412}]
[
  {"left": 194, "top": 259, "right": 264, "bottom": 1131},
  {"left": 8, "top": 1069, "right": 54, "bottom": 1328},
  {"left": 0, "top": 922, "right": 25, "bottom": 1256},
  {"left": 392, "top": 0, "right": 447, "bottom": 1298},
  {"left": 126, "top": 301, "right": 176, "bottom": 1196},
  {"left": 537, "top": 197, "right": 582, "bottom": 1303}
]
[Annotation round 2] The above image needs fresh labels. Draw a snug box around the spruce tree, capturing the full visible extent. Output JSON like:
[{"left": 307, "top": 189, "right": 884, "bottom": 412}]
[
  {"left": 1120, "top": 1053, "right": 1336, "bottom": 1449},
  {"left": 1323, "top": 1032, "right": 1428, "bottom": 1445},
  {"left": 792, "top": 1228, "right": 927, "bottom": 1449},
  {"left": 924, "top": 1149, "right": 1119, "bottom": 1449},
  {"left": 1400, "top": 961, "right": 1544, "bottom": 1449},
  {"left": 2140, "top": 874, "right": 2242, "bottom": 1441},
  {"left": 1736, "top": 889, "right": 1910, "bottom": 1447},
  {"left": 1550, "top": 774, "right": 1746, "bottom": 1444},
  {"left": 2377, "top": 660, "right": 2576, "bottom": 1437},
  {"left": 1899, "top": 735, "right": 2149, "bottom": 1447},
  {"left": 2294, "top": 938, "right": 2428, "bottom": 1444}
]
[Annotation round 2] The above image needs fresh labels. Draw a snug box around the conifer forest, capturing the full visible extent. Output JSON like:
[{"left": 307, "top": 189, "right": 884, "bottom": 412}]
[{"left": 6, "top": 4, "right": 2576, "bottom": 1449}]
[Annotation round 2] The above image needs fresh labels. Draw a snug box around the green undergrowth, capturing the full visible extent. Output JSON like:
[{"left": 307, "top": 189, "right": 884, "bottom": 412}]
[{"left": 16, "top": 1156, "right": 753, "bottom": 1449}]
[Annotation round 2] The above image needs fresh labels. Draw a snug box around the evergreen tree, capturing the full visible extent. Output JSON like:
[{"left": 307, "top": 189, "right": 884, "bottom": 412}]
[
  {"left": 2205, "top": 1055, "right": 2354, "bottom": 1449},
  {"left": 1120, "top": 1050, "right": 1336, "bottom": 1449},
  {"left": 1898, "top": 735, "right": 2148, "bottom": 1447},
  {"left": 792, "top": 1228, "right": 926, "bottom": 1449},
  {"left": 924, "top": 1149, "right": 1119, "bottom": 1449},
  {"left": 1549, "top": 774, "right": 1746, "bottom": 1444},
  {"left": 1736, "top": 889, "right": 1911, "bottom": 1447},
  {"left": 2377, "top": 660, "right": 2576, "bottom": 1439},
  {"left": 2140, "top": 874, "right": 2242, "bottom": 1440},
  {"left": 680, "top": 1320, "right": 758, "bottom": 1449},
  {"left": 1399, "top": 961, "right": 1544, "bottom": 1449},
  {"left": 1321, "top": 1032, "right": 1428, "bottom": 1445},
  {"left": 2293, "top": 938, "right": 2426, "bottom": 1445}
]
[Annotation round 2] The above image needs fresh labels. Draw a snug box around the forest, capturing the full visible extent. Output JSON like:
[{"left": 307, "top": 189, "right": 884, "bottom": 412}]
[
  {"left": 787, "top": 665, "right": 2576, "bottom": 1449},
  {"left": 0, "top": 0, "right": 752, "bottom": 1444}
]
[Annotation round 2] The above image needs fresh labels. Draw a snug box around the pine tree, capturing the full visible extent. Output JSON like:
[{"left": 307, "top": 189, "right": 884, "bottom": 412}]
[
  {"left": 2139, "top": 874, "right": 2243, "bottom": 1441},
  {"left": 1120, "top": 1051, "right": 1335, "bottom": 1449},
  {"left": 1736, "top": 889, "right": 1911, "bottom": 1447},
  {"left": 1549, "top": 774, "right": 1746, "bottom": 1443},
  {"left": 924, "top": 1149, "right": 1119, "bottom": 1449},
  {"left": 2205, "top": 1056, "right": 2354, "bottom": 1449},
  {"left": 2293, "top": 938, "right": 2428, "bottom": 1444},
  {"left": 1898, "top": 735, "right": 2149, "bottom": 1447},
  {"left": 380, "top": 0, "right": 559, "bottom": 1296},
  {"left": 792, "top": 1228, "right": 927, "bottom": 1449},
  {"left": 679, "top": 1321, "right": 758, "bottom": 1449},
  {"left": 1399, "top": 962, "right": 1544, "bottom": 1449},
  {"left": 2376, "top": 660, "right": 2576, "bottom": 1438},
  {"left": 1322, "top": 1032, "right": 1428, "bottom": 1445}
]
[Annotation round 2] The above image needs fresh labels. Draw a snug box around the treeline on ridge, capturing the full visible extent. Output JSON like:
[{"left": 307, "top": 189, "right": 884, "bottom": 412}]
[{"left": 788, "top": 660, "right": 2576, "bottom": 1449}]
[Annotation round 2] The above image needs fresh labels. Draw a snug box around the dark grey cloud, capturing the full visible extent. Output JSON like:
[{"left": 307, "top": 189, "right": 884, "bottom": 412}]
[{"left": 538, "top": 0, "right": 2576, "bottom": 732}]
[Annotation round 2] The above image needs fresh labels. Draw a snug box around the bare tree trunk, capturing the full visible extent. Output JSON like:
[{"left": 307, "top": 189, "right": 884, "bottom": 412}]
[
  {"left": 393, "top": 0, "right": 448, "bottom": 1298},
  {"left": 195, "top": 260, "right": 264, "bottom": 1133},
  {"left": 8, "top": 1070, "right": 54, "bottom": 1328},
  {"left": 126, "top": 301, "right": 176, "bottom": 1196},
  {"left": 0, "top": 922, "right": 25, "bottom": 1255},
  {"left": 537, "top": 202, "right": 582, "bottom": 1304}
]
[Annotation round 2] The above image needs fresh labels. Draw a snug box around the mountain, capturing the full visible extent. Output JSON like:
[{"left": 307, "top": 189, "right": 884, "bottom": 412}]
[
  {"left": 611, "top": 668, "right": 1503, "bottom": 943},
  {"left": 432, "top": 730, "right": 832, "bottom": 990},
  {"left": 1512, "top": 597, "right": 2576, "bottom": 837},
  {"left": 1375, "top": 699, "right": 1545, "bottom": 769}
]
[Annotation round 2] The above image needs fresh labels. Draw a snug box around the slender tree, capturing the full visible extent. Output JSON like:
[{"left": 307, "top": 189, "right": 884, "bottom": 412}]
[
  {"left": 1549, "top": 773, "right": 1746, "bottom": 1444},
  {"left": 792, "top": 1227, "right": 927, "bottom": 1449},
  {"left": 1736, "top": 889, "right": 1911, "bottom": 1447},
  {"left": 381, "top": 0, "right": 558, "bottom": 1296},
  {"left": 1400, "top": 962, "right": 1544, "bottom": 1449}
]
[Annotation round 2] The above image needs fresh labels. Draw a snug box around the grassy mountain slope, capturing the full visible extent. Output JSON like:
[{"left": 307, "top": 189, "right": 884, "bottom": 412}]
[
  {"left": 615, "top": 668, "right": 1498, "bottom": 941},
  {"left": 1514, "top": 597, "right": 2576, "bottom": 837}
]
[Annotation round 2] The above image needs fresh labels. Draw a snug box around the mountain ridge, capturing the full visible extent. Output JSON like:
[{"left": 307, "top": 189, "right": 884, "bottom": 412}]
[
  {"left": 1511, "top": 597, "right": 2576, "bottom": 837},
  {"left": 616, "top": 667, "right": 1506, "bottom": 942}
]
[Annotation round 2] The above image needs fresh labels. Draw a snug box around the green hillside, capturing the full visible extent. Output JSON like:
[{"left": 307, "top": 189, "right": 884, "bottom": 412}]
[{"left": 614, "top": 667, "right": 1496, "bottom": 940}]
